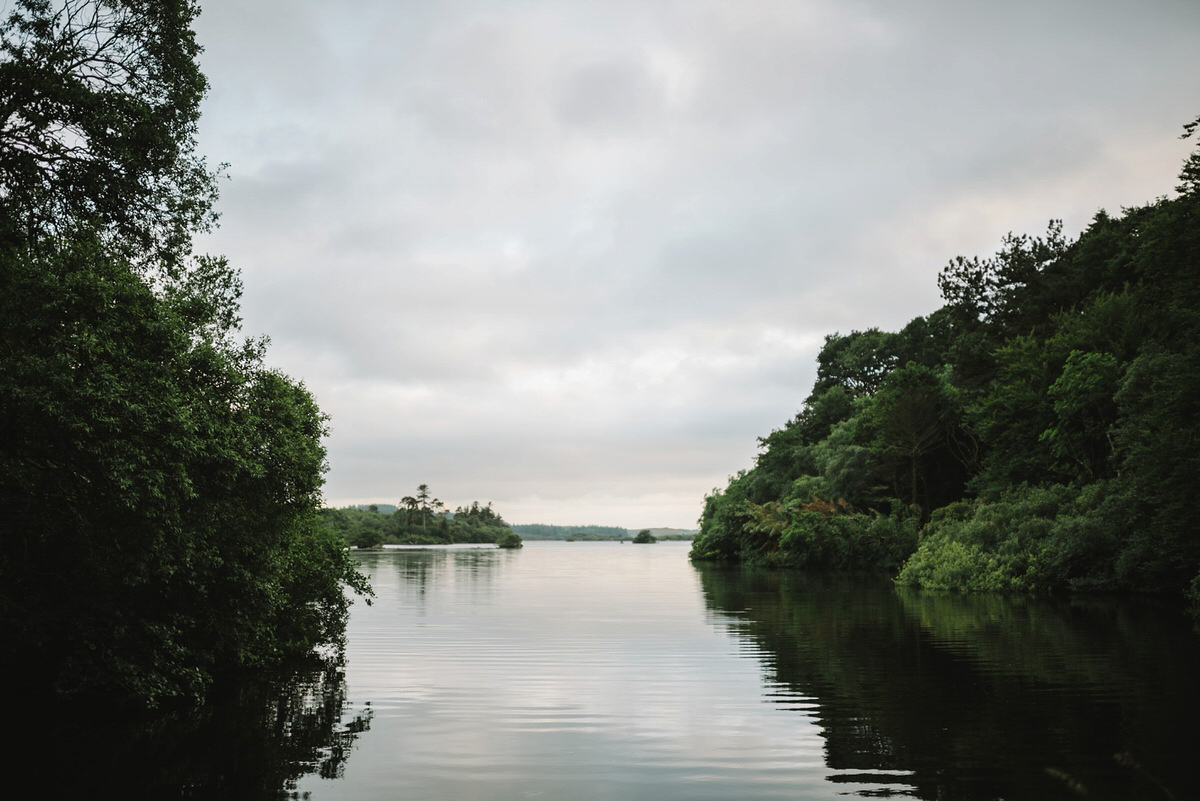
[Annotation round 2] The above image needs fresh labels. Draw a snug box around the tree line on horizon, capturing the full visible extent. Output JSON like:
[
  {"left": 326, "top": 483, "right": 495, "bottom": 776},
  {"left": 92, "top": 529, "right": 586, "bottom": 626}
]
[
  {"left": 324, "top": 512, "right": 697, "bottom": 545},
  {"left": 511, "top": 523, "right": 631, "bottom": 540},
  {"left": 691, "top": 118, "right": 1200, "bottom": 602}
]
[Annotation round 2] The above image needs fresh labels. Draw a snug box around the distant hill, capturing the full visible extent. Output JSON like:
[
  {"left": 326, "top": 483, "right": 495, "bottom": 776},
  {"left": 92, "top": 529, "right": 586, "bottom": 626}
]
[
  {"left": 348, "top": 503, "right": 398, "bottom": 515},
  {"left": 512, "top": 524, "right": 697, "bottom": 541},
  {"left": 631, "top": 528, "right": 697, "bottom": 541},
  {"left": 512, "top": 524, "right": 628, "bottom": 540}
]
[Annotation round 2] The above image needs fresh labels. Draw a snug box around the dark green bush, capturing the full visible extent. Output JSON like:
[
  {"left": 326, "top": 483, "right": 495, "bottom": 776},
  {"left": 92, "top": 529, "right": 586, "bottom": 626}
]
[{"left": 496, "top": 531, "right": 523, "bottom": 549}]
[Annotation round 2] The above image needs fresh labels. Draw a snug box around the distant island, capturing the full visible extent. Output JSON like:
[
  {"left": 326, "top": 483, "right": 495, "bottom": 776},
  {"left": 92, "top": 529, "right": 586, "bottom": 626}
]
[
  {"left": 324, "top": 485, "right": 516, "bottom": 548},
  {"left": 324, "top": 509, "right": 698, "bottom": 548}
]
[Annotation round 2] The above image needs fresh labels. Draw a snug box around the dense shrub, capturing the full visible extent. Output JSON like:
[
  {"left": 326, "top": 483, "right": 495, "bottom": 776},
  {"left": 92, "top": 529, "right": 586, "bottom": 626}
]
[{"left": 496, "top": 531, "right": 523, "bottom": 549}]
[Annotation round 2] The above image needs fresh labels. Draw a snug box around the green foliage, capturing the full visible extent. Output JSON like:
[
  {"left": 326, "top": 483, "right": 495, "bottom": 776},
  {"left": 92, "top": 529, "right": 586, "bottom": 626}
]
[
  {"left": 690, "top": 465, "right": 918, "bottom": 572},
  {"left": 0, "top": 232, "right": 370, "bottom": 704},
  {"left": 0, "top": 0, "right": 217, "bottom": 271},
  {"left": 1187, "top": 573, "right": 1200, "bottom": 609},
  {"left": 632, "top": 529, "right": 656, "bottom": 544},
  {"left": 813, "top": 328, "right": 899, "bottom": 397},
  {"left": 896, "top": 481, "right": 1145, "bottom": 593},
  {"left": 495, "top": 531, "right": 523, "bottom": 549},
  {"left": 774, "top": 503, "right": 918, "bottom": 572},
  {"left": 0, "top": 0, "right": 369, "bottom": 706},
  {"left": 810, "top": 419, "right": 872, "bottom": 507},
  {"left": 790, "top": 385, "right": 856, "bottom": 446},
  {"left": 965, "top": 334, "right": 1061, "bottom": 489},
  {"left": 1109, "top": 349, "right": 1200, "bottom": 589},
  {"left": 689, "top": 474, "right": 757, "bottom": 562},
  {"left": 896, "top": 486, "right": 1070, "bottom": 592},
  {"left": 859, "top": 363, "right": 970, "bottom": 516},
  {"left": 324, "top": 490, "right": 514, "bottom": 546},
  {"left": 348, "top": 524, "right": 385, "bottom": 550},
  {"left": 1040, "top": 350, "right": 1121, "bottom": 480},
  {"left": 937, "top": 221, "right": 1068, "bottom": 338},
  {"left": 693, "top": 119, "right": 1200, "bottom": 599}
]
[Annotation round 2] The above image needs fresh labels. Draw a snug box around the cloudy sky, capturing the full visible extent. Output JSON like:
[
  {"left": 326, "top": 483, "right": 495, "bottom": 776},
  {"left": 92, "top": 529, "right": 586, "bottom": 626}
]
[{"left": 191, "top": 0, "right": 1200, "bottom": 528}]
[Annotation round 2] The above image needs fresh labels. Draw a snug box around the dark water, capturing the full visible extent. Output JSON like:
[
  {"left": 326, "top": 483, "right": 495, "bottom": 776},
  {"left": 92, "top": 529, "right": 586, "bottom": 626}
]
[
  {"left": 695, "top": 565, "right": 1200, "bottom": 801},
  {"left": 18, "top": 542, "right": 1200, "bottom": 799},
  {"left": 16, "top": 653, "right": 370, "bottom": 798}
]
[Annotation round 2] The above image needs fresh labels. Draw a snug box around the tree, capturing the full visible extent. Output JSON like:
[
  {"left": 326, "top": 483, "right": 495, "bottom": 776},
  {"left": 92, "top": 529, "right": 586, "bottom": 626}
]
[
  {"left": 937, "top": 222, "right": 1067, "bottom": 336},
  {"left": 1179, "top": 112, "right": 1200, "bottom": 192},
  {"left": 1040, "top": 350, "right": 1121, "bottom": 481},
  {"left": 862, "top": 365, "right": 969, "bottom": 517},
  {"left": 0, "top": 0, "right": 217, "bottom": 271},
  {"left": 350, "top": 524, "right": 384, "bottom": 549},
  {"left": 813, "top": 329, "right": 900, "bottom": 397},
  {"left": 633, "top": 529, "right": 656, "bottom": 544},
  {"left": 415, "top": 483, "right": 439, "bottom": 530},
  {"left": 400, "top": 496, "right": 418, "bottom": 524},
  {"left": 1, "top": 235, "right": 370, "bottom": 703},
  {"left": 0, "top": 1, "right": 369, "bottom": 706}
]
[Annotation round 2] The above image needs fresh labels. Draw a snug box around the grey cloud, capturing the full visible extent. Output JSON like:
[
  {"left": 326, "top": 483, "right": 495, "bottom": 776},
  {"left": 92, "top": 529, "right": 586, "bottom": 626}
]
[
  {"left": 557, "top": 60, "right": 665, "bottom": 133},
  {"left": 191, "top": 0, "right": 1200, "bottom": 526}
]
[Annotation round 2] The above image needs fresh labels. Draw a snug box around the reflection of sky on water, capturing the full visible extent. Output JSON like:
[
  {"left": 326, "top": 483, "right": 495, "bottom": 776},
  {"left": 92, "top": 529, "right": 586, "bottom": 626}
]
[
  {"left": 296, "top": 543, "right": 1200, "bottom": 800},
  {"left": 295, "top": 542, "right": 880, "bottom": 800}
]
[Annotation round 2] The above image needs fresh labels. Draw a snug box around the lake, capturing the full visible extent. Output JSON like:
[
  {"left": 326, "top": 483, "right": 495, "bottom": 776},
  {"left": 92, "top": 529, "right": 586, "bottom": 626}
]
[
  {"left": 19, "top": 541, "right": 1200, "bottom": 799},
  {"left": 292, "top": 541, "right": 1198, "bottom": 801}
]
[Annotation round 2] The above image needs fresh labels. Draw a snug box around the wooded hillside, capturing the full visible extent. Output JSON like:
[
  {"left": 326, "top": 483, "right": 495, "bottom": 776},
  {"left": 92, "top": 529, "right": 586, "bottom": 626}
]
[{"left": 691, "top": 121, "right": 1200, "bottom": 601}]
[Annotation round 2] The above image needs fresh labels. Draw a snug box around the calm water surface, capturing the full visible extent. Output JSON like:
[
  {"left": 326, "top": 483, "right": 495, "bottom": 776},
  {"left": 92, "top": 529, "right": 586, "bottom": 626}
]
[
  {"left": 21, "top": 541, "right": 1198, "bottom": 798},
  {"left": 290, "top": 542, "right": 1199, "bottom": 801}
]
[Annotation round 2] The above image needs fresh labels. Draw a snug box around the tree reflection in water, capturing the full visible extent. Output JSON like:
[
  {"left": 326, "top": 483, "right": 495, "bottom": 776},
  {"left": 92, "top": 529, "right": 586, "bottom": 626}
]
[
  {"left": 695, "top": 565, "right": 1200, "bottom": 801},
  {"left": 13, "top": 655, "right": 371, "bottom": 799}
]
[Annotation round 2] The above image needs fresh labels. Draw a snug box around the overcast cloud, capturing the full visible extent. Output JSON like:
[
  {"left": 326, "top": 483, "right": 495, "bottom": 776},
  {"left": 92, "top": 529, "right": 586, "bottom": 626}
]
[{"left": 191, "top": 0, "right": 1200, "bottom": 528}]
